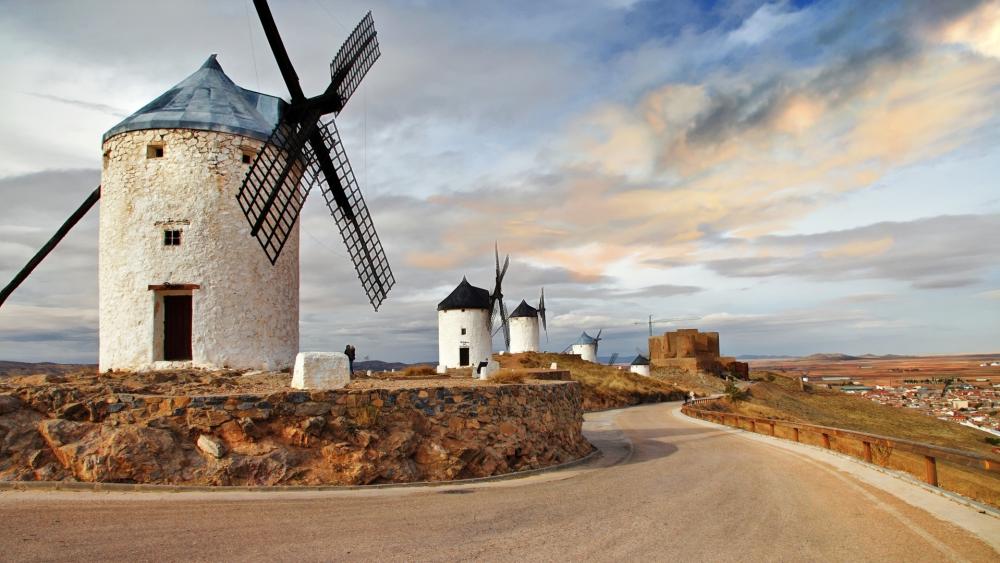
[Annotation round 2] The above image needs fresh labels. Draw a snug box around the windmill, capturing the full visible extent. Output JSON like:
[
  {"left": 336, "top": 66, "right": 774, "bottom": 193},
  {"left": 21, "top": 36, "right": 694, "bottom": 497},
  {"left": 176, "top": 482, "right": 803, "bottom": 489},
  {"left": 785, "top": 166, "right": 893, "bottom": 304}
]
[
  {"left": 0, "top": 0, "right": 395, "bottom": 317},
  {"left": 565, "top": 329, "right": 603, "bottom": 363},
  {"left": 489, "top": 243, "right": 511, "bottom": 350},
  {"left": 237, "top": 0, "right": 394, "bottom": 310}
]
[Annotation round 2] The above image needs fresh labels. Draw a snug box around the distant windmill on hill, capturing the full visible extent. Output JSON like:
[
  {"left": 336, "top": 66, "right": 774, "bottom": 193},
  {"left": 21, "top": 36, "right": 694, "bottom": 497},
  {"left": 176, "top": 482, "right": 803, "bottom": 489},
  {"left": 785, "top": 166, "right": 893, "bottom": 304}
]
[
  {"left": 565, "top": 330, "right": 603, "bottom": 363},
  {"left": 509, "top": 288, "right": 548, "bottom": 353},
  {"left": 0, "top": 0, "right": 395, "bottom": 372}
]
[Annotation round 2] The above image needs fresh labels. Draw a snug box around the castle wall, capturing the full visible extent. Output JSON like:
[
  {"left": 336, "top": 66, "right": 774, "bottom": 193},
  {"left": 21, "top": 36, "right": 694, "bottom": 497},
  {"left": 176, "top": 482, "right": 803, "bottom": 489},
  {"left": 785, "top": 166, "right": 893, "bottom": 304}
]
[
  {"left": 99, "top": 129, "right": 299, "bottom": 371},
  {"left": 648, "top": 329, "right": 747, "bottom": 379},
  {"left": 509, "top": 316, "right": 539, "bottom": 353},
  {"left": 437, "top": 308, "right": 492, "bottom": 368}
]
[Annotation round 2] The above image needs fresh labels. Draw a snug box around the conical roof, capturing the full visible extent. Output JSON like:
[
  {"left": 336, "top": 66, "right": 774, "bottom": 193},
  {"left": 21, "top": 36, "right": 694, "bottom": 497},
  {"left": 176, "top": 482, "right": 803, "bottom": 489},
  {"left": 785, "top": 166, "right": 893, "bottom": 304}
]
[
  {"left": 509, "top": 299, "right": 538, "bottom": 318},
  {"left": 631, "top": 354, "right": 650, "bottom": 366},
  {"left": 103, "top": 55, "right": 285, "bottom": 143},
  {"left": 437, "top": 277, "right": 491, "bottom": 311},
  {"left": 574, "top": 332, "right": 598, "bottom": 345}
]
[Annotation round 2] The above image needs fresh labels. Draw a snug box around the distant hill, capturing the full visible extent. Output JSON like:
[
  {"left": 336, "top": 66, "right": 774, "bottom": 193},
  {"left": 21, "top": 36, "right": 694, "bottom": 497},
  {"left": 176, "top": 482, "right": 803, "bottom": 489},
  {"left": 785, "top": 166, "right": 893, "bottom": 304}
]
[
  {"left": 737, "top": 354, "right": 798, "bottom": 360},
  {"left": 0, "top": 361, "right": 96, "bottom": 377},
  {"left": 802, "top": 353, "right": 861, "bottom": 361}
]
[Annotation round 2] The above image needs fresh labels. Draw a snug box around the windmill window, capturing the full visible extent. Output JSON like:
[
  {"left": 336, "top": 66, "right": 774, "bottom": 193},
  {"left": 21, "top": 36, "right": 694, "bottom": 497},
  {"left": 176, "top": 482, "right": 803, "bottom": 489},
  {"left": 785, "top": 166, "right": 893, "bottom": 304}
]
[
  {"left": 147, "top": 144, "right": 164, "bottom": 159},
  {"left": 241, "top": 149, "right": 256, "bottom": 164},
  {"left": 163, "top": 230, "right": 182, "bottom": 246},
  {"left": 461, "top": 328, "right": 467, "bottom": 335}
]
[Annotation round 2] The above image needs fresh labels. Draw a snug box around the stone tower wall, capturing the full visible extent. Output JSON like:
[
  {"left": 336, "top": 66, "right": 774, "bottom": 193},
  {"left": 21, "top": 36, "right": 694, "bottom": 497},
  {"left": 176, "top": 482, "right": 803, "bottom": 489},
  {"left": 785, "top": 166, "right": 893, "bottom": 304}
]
[
  {"left": 437, "top": 308, "right": 492, "bottom": 369},
  {"left": 99, "top": 128, "right": 299, "bottom": 371},
  {"left": 509, "top": 316, "right": 540, "bottom": 353}
]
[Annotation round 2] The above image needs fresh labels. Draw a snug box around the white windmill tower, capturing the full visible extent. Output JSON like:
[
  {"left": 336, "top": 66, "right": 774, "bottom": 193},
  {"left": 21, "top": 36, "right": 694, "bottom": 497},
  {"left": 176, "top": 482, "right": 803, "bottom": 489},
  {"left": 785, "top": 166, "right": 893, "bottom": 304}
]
[
  {"left": 630, "top": 354, "right": 651, "bottom": 377},
  {"left": 0, "top": 4, "right": 397, "bottom": 372},
  {"left": 436, "top": 277, "right": 493, "bottom": 371},
  {"left": 569, "top": 330, "right": 603, "bottom": 363},
  {"left": 436, "top": 246, "right": 511, "bottom": 372},
  {"left": 508, "top": 288, "right": 547, "bottom": 353}
]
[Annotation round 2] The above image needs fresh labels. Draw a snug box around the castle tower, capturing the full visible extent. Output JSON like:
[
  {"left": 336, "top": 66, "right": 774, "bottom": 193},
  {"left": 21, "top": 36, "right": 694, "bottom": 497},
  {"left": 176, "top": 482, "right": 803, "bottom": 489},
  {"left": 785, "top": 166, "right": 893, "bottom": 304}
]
[
  {"left": 437, "top": 277, "right": 492, "bottom": 370},
  {"left": 571, "top": 332, "right": 598, "bottom": 363},
  {"left": 508, "top": 300, "right": 539, "bottom": 353},
  {"left": 99, "top": 56, "right": 298, "bottom": 371}
]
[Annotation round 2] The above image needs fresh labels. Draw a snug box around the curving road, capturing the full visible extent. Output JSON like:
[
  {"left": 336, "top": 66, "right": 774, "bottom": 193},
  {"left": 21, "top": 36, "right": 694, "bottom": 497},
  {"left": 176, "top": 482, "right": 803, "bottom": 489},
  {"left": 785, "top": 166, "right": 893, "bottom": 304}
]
[{"left": 0, "top": 402, "right": 997, "bottom": 561}]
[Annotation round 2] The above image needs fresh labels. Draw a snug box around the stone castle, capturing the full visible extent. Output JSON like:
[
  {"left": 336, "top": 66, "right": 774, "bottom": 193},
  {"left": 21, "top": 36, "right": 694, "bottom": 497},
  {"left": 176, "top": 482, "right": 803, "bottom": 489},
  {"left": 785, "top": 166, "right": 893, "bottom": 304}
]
[{"left": 648, "top": 329, "right": 749, "bottom": 379}]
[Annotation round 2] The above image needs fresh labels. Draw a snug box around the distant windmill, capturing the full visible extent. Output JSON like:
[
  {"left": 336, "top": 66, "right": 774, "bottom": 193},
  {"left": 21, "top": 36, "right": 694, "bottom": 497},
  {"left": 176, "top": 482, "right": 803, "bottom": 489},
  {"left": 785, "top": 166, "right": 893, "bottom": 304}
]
[
  {"left": 489, "top": 243, "right": 511, "bottom": 350},
  {"left": 509, "top": 287, "right": 548, "bottom": 353},
  {"left": 606, "top": 352, "right": 620, "bottom": 366},
  {"left": 565, "top": 329, "right": 603, "bottom": 363}
]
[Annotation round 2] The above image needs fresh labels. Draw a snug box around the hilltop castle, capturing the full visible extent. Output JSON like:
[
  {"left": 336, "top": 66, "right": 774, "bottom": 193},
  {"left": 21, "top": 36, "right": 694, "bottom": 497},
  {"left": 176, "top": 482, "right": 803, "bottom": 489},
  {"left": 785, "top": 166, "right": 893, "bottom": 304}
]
[{"left": 648, "top": 329, "right": 749, "bottom": 379}]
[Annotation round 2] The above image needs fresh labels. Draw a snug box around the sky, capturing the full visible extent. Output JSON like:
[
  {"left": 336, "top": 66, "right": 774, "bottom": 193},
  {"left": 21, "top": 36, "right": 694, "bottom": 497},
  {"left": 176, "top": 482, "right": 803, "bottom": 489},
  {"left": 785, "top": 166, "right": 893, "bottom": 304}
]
[{"left": 0, "top": 0, "right": 999, "bottom": 363}]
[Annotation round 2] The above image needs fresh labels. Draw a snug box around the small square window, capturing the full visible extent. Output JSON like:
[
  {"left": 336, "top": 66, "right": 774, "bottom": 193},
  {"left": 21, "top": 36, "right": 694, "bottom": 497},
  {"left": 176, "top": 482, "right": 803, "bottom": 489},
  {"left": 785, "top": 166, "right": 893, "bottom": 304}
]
[
  {"left": 164, "top": 230, "right": 182, "bottom": 246},
  {"left": 461, "top": 328, "right": 467, "bottom": 335},
  {"left": 241, "top": 149, "right": 256, "bottom": 164},
  {"left": 147, "top": 144, "right": 164, "bottom": 159}
]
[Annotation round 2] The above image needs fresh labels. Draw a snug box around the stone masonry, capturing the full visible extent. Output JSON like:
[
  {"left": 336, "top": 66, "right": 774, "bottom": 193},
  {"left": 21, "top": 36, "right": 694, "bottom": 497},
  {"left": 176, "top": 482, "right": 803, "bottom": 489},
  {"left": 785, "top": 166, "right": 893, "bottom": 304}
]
[{"left": 648, "top": 329, "right": 749, "bottom": 379}]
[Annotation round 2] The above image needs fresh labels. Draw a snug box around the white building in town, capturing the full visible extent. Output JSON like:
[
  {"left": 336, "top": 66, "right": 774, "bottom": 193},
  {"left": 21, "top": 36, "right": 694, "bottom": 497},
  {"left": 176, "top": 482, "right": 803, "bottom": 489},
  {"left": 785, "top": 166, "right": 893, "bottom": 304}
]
[
  {"left": 99, "top": 56, "right": 297, "bottom": 372},
  {"left": 437, "top": 277, "right": 493, "bottom": 370}
]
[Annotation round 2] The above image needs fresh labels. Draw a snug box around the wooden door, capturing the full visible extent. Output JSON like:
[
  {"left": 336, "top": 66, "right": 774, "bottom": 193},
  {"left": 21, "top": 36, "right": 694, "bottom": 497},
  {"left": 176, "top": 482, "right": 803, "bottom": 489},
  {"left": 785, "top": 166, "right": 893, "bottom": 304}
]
[
  {"left": 163, "top": 295, "right": 192, "bottom": 361},
  {"left": 459, "top": 347, "right": 470, "bottom": 367}
]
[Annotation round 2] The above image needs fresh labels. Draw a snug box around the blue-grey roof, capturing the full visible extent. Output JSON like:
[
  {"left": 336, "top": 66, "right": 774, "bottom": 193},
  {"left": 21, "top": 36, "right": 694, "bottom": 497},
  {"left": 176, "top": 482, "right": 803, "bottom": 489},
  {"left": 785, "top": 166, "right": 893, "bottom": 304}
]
[
  {"left": 631, "top": 354, "right": 650, "bottom": 366},
  {"left": 438, "top": 277, "right": 492, "bottom": 311},
  {"left": 103, "top": 55, "right": 285, "bottom": 143},
  {"left": 574, "top": 332, "right": 598, "bottom": 346}
]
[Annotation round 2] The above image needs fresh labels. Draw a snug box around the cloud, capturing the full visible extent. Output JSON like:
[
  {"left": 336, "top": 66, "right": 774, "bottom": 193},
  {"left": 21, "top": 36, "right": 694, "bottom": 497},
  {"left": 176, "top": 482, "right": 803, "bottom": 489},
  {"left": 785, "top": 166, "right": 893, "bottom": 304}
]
[{"left": 705, "top": 214, "right": 1000, "bottom": 289}]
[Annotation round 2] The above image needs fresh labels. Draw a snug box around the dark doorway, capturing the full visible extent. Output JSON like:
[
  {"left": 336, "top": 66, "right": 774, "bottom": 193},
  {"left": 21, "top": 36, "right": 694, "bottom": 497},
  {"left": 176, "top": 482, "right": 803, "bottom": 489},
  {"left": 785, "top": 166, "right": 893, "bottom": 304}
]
[
  {"left": 163, "top": 295, "right": 192, "bottom": 361},
  {"left": 459, "top": 347, "right": 470, "bottom": 367}
]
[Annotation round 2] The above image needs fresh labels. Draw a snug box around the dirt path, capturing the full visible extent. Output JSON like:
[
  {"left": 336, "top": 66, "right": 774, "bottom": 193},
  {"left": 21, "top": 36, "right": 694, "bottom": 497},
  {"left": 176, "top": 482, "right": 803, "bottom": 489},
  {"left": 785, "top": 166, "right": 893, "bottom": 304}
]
[{"left": 0, "top": 402, "right": 996, "bottom": 562}]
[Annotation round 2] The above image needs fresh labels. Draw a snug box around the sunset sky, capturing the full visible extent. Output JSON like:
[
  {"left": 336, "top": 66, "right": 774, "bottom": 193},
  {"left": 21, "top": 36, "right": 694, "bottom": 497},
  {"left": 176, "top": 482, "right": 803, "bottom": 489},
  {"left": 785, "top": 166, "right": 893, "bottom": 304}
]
[{"left": 1, "top": 0, "right": 998, "bottom": 363}]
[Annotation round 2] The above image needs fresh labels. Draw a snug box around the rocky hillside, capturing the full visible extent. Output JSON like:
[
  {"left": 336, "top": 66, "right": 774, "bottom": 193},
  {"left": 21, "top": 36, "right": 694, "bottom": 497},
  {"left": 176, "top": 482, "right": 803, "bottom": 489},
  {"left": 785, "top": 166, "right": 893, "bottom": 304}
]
[{"left": 495, "top": 352, "right": 685, "bottom": 410}]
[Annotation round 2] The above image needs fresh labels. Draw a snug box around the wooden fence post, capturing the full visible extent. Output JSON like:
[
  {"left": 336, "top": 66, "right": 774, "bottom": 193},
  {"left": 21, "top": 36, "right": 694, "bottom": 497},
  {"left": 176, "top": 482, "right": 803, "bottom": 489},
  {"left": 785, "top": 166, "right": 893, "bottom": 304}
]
[
  {"left": 750, "top": 420, "right": 756, "bottom": 433},
  {"left": 792, "top": 427, "right": 800, "bottom": 442},
  {"left": 822, "top": 433, "right": 831, "bottom": 449},
  {"left": 924, "top": 456, "right": 938, "bottom": 486},
  {"left": 769, "top": 422, "right": 775, "bottom": 436},
  {"left": 863, "top": 441, "right": 873, "bottom": 463}
]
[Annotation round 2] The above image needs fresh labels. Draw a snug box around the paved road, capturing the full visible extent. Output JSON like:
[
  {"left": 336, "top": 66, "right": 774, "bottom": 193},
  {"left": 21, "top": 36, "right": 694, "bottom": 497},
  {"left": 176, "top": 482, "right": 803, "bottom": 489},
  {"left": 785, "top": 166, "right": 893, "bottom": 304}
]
[{"left": 1, "top": 402, "right": 997, "bottom": 562}]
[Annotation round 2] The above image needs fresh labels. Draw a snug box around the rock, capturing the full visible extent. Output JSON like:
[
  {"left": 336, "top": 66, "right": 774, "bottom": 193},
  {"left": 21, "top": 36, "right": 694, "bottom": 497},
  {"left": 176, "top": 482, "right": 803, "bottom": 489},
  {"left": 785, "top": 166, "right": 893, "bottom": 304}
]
[
  {"left": 302, "top": 416, "right": 326, "bottom": 436},
  {"left": 197, "top": 434, "right": 226, "bottom": 458},
  {"left": 0, "top": 394, "right": 21, "bottom": 415},
  {"left": 291, "top": 352, "right": 351, "bottom": 390}
]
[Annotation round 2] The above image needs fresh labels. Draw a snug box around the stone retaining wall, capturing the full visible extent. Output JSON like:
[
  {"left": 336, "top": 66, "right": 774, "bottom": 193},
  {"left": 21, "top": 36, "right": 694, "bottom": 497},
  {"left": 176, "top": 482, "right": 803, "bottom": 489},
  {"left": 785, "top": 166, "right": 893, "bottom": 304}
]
[{"left": 0, "top": 381, "right": 592, "bottom": 486}]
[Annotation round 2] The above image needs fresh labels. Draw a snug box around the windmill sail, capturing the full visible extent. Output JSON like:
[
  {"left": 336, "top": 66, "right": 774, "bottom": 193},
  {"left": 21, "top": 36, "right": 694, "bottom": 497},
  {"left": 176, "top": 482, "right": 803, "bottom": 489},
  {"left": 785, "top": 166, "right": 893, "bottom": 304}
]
[
  {"left": 315, "top": 118, "right": 395, "bottom": 310},
  {"left": 329, "top": 12, "right": 380, "bottom": 109}
]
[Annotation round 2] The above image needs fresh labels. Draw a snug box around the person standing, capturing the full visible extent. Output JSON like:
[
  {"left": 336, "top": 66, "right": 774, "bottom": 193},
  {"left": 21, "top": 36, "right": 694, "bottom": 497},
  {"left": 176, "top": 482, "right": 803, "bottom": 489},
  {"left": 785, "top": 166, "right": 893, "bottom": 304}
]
[
  {"left": 344, "top": 344, "right": 356, "bottom": 374},
  {"left": 687, "top": 390, "right": 695, "bottom": 404}
]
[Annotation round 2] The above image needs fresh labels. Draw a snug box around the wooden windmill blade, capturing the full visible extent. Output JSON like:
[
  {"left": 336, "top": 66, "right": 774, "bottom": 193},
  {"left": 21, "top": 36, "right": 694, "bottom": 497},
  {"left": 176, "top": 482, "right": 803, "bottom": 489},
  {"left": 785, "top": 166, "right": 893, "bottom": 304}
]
[
  {"left": 538, "top": 287, "right": 548, "bottom": 342},
  {"left": 314, "top": 118, "right": 395, "bottom": 310},
  {"left": 237, "top": 1, "right": 394, "bottom": 310}
]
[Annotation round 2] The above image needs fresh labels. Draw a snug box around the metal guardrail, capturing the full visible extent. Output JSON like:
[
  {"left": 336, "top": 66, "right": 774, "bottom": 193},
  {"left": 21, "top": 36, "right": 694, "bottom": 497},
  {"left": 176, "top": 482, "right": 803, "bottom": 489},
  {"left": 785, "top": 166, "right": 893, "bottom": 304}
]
[{"left": 682, "top": 400, "right": 1000, "bottom": 487}]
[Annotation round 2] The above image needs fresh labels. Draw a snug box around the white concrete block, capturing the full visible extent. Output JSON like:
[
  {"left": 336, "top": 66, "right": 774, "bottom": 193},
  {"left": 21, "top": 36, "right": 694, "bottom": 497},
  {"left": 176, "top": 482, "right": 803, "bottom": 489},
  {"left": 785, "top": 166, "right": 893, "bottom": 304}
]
[
  {"left": 550, "top": 362, "right": 558, "bottom": 370},
  {"left": 436, "top": 364, "right": 448, "bottom": 375},
  {"left": 479, "top": 359, "right": 500, "bottom": 380},
  {"left": 291, "top": 352, "right": 351, "bottom": 390}
]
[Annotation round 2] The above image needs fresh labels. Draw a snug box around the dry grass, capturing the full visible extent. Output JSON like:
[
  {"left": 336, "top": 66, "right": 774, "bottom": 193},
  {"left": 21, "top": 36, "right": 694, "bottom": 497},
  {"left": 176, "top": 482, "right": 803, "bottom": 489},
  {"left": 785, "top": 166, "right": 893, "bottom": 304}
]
[
  {"left": 702, "top": 372, "right": 1000, "bottom": 507},
  {"left": 496, "top": 352, "right": 685, "bottom": 410},
  {"left": 401, "top": 365, "right": 437, "bottom": 377},
  {"left": 488, "top": 371, "right": 529, "bottom": 384}
]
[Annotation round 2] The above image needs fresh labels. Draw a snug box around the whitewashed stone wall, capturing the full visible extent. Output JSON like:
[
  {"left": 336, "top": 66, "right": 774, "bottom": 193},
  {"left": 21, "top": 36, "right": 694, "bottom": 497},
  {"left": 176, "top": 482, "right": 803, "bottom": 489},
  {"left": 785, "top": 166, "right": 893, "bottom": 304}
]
[
  {"left": 571, "top": 343, "right": 597, "bottom": 363},
  {"left": 99, "top": 128, "right": 299, "bottom": 371},
  {"left": 509, "top": 316, "right": 539, "bottom": 353},
  {"left": 437, "top": 308, "right": 491, "bottom": 369}
]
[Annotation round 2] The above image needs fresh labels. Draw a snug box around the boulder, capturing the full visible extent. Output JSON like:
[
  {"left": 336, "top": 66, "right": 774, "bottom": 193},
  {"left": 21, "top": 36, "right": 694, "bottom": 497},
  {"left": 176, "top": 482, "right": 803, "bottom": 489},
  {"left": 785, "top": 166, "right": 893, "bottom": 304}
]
[
  {"left": 197, "top": 434, "right": 226, "bottom": 458},
  {"left": 291, "top": 352, "right": 351, "bottom": 390},
  {"left": 0, "top": 394, "right": 21, "bottom": 415}
]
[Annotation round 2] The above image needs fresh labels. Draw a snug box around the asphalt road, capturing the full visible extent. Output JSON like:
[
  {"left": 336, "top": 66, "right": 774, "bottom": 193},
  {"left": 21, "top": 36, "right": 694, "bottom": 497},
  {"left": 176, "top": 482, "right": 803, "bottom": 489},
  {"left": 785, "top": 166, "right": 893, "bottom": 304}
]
[{"left": 1, "top": 402, "right": 997, "bottom": 562}]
